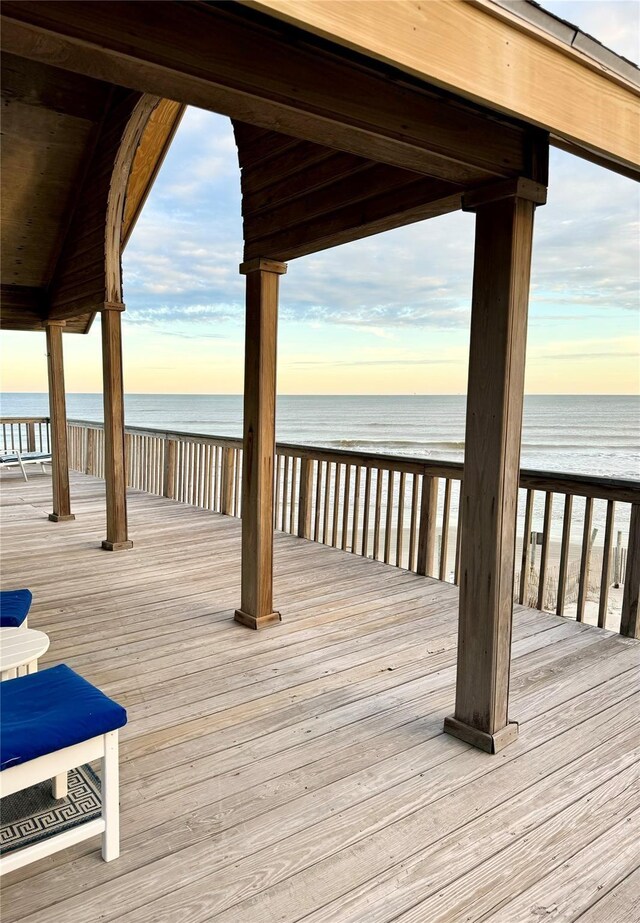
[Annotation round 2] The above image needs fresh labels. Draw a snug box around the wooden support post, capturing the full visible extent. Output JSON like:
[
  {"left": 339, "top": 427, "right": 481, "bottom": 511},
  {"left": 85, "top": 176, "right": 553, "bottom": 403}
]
[
  {"left": 163, "top": 439, "right": 176, "bottom": 499},
  {"left": 297, "top": 457, "right": 313, "bottom": 539},
  {"left": 221, "top": 447, "right": 235, "bottom": 515},
  {"left": 235, "top": 258, "right": 287, "bottom": 629},
  {"left": 45, "top": 322, "right": 75, "bottom": 522},
  {"left": 620, "top": 504, "right": 640, "bottom": 639},
  {"left": 100, "top": 304, "right": 132, "bottom": 551},
  {"left": 26, "top": 423, "right": 36, "bottom": 453},
  {"left": 416, "top": 475, "right": 438, "bottom": 577},
  {"left": 444, "top": 180, "right": 542, "bottom": 754}
]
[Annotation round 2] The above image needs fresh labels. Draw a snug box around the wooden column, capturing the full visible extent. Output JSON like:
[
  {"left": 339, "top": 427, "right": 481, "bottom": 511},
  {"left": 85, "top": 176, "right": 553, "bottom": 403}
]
[
  {"left": 45, "top": 321, "right": 75, "bottom": 522},
  {"left": 235, "top": 258, "right": 287, "bottom": 629},
  {"left": 444, "top": 178, "right": 545, "bottom": 754},
  {"left": 101, "top": 304, "right": 132, "bottom": 551}
]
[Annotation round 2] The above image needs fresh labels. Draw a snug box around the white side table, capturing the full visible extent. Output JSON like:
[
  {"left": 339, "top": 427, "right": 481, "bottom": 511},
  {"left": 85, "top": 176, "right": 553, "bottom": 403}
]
[{"left": 0, "top": 628, "right": 50, "bottom": 680}]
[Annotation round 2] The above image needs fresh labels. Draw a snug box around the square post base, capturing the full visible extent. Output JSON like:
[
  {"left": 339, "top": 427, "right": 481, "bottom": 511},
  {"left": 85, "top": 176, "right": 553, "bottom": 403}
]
[
  {"left": 101, "top": 540, "right": 133, "bottom": 552},
  {"left": 48, "top": 513, "right": 76, "bottom": 522},
  {"left": 234, "top": 609, "right": 281, "bottom": 630},
  {"left": 443, "top": 716, "right": 519, "bottom": 754}
]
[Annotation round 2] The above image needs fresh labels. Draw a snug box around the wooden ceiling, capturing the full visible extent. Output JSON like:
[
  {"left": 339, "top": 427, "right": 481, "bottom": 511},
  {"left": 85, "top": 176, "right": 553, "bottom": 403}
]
[
  {"left": 1, "top": 1, "right": 552, "bottom": 334},
  {"left": 0, "top": 55, "right": 183, "bottom": 334}
]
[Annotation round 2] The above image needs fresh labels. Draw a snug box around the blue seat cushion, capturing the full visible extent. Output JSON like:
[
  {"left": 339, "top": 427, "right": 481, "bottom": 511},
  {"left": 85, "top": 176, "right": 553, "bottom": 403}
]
[
  {"left": 0, "top": 665, "right": 127, "bottom": 771},
  {"left": 0, "top": 589, "right": 33, "bottom": 628}
]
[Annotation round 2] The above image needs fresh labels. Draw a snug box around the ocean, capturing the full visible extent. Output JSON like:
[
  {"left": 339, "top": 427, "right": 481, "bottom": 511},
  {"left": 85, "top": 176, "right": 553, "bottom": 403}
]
[{"left": 2, "top": 393, "right": 638, "bottom": 480}]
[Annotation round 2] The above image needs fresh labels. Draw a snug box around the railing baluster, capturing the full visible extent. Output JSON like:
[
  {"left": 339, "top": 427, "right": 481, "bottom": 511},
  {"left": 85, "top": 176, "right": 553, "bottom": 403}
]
[
  {"left": 576, "top": 497, "right": 594, "bottom": 622},
  {"left": 384, "top": 469, "right": 394, "bottom": 565},
  {"left": 314, "top": 459, "right": 323, "bottom": 542},
  {"left": 361, "top": 467, "right": 372, "bottom": 558},
  {"left": 537, "top": 492, "right": 554, "bottom": 610},
  {"left": 341, "top": 464, "right": 351, "bottom": 551},
  {"left": 408, "top": 473, "right": 419, "bottom": 573},
  {"left": 396, "top": 471, "right": 406, "bottom": 567},
  {"left": 373, "top": 468, "right": 383, "bottom": 560},
  {"left": 352, "top": 465, "right": 361, "bottom": 555},
  {"left": 439, "top": 478, "right": 452, "bottom": 581},
  {"left": 289, "top": 456, "right": 299, "bottom": 534},
  {"left": 519, "top": 488, "right": 534, "bottom": 605},
  {"left": 274, "top": 454, "right": 281, "bottom": 528},
  {"left": 281, "top": 455, "right": 290, "bottom": 532},
  {"left": 322, "top": 461, "right": 331, "bottom": 544},
  {"left": 598, "top": 500, "right": 615, "bottom": 629},
  {"left": 556, "top": 494, "right": 573, "bottom": 617},
  {"left": 332, "top": 462, "right": 342, "bottom": 547}
]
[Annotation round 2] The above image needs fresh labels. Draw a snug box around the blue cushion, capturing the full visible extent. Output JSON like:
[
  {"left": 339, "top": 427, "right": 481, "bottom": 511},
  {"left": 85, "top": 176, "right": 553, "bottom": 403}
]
[
  {"left": 0, "top": 665, "right": 127, "bottom": 771},
  {"left": 0, "top": 589, "right": 33, "bottom": 628}
]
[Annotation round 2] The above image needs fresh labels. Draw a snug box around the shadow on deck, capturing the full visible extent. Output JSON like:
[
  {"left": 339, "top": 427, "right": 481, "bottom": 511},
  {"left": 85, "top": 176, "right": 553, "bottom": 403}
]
[{"left": 2, "top": 469, "right": 639, "bottom": 922}]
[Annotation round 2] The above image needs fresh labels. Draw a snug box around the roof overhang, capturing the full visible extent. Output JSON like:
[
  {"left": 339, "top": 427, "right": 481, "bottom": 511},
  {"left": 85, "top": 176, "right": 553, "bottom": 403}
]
[{"left": 243, "top": 0, "right": 640, "bottom": 179}]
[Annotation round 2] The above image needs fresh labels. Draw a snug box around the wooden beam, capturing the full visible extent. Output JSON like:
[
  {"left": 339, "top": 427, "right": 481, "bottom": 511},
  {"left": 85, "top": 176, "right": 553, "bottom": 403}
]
[
  {"left": 444, "top": 184, "right": 538, "bottom": 754},
  {"left": 234, "top": 258, "right": 287, "bottom": 629},
  {"left": 100, "top": 305, "right": 132, "bottom": 551},
  {"left": 0, "top": 2, "right": 539, "bottom": 184},
  {"left": 244, "top": 0, "right": 640, "bottom": 178},
  {"left": 122, "top": 99, "right": 186, "bottom": 247},
  {"left": 0, "top": 285, "right": 47, "bottom": 330},
  {"left": 45, "top": 321, "right": 74, "bottom": 522}
]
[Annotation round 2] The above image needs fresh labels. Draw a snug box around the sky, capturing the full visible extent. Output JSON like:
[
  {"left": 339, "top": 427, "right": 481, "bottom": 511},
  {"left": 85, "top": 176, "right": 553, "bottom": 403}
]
[{"left": 1, "top": 0, "right": 639, "bottom": 396}]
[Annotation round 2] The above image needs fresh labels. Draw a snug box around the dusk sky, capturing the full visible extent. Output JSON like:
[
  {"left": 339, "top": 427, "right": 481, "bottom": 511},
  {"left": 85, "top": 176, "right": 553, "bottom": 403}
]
[{"left": 2, "top": 0, "right": 639, "bottom": 396}]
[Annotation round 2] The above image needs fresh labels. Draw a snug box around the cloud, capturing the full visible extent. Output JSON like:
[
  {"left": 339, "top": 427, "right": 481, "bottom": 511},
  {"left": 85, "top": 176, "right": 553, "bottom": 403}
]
[
  {"left": 292, "top": 357, "right": 457, "bottom": 367},
  {"left": 540, "top": 351, "right": 638, "bottom": 361}
]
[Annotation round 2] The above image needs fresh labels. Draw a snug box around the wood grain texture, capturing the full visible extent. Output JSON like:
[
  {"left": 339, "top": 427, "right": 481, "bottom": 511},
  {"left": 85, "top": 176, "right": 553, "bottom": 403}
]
[
  {"left": 620, "top": 504, "right": 640, "bottom": 639},
  {"left": 121, "top": 99, "right": 185, "bottom": 247},
  {"left": 0, "top": 1, "right": 536, "bottom": 183},
  {"left": 0, "top": 470, "right": 638, "bottom": 922},
  {"left": 45, "top": 322, "right": 74, "bottom": 521},
  {"left": 449, "top": 194, "right": 536, "bottom": 744},
  {"left": 235, "top": 260, "right": 286, "bottom": 628},
  {"left": 245, "top": 0, "right": 640, "bottom": 175},
  {"left": 100, "top": 306, "right": 132, "bottom": 551}
]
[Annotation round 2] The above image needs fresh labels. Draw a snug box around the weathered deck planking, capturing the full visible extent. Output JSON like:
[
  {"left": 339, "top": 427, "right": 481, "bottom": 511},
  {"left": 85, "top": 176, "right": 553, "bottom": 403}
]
[{"left": 1, "top": 470, "right": 639, "bottom": 922}]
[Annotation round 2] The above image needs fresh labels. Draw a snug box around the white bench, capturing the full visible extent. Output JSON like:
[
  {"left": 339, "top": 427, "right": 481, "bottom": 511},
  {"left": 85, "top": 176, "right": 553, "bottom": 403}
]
[{"left": 0, "top": 664, "right": 127, "bottom": 874}]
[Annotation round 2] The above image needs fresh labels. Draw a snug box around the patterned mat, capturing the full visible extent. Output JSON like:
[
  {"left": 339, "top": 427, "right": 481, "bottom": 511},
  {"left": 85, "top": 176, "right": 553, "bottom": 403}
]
[{"left": 0, "top": 765, "right": 101, "bottom": 855}]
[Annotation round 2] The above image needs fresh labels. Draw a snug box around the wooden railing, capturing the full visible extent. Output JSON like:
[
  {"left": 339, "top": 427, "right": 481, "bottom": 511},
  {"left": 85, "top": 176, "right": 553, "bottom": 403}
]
[
  {"left": 0, "top": 417, "right": 51, "bottom": 455},
  {"left": 61, "top": 418, "right": 640, "bottom": 637}
]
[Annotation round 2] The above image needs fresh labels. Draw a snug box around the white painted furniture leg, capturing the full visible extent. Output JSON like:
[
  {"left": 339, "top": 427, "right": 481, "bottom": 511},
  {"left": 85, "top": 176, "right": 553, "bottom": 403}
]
[
  {"left": 17, "top": 453, "right": 28, "bottom": 482},
  {"left": 52, "top": 772, "right": 68, "bottom": 799},
  {"left": 102, "top": 731, "right": 120, "bottom": 861}
]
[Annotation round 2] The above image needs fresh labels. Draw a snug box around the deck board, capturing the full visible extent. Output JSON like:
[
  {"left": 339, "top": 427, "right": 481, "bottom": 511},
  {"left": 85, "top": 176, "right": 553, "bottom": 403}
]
[{"left": 1, "top": 469, "right": 639, "bottom": 923}]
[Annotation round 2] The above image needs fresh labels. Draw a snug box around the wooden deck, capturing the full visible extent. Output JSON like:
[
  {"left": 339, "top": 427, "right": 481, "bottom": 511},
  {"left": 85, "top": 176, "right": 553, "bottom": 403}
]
[{"left": 2, "top": 469, "right": 639, "bottom": 923}]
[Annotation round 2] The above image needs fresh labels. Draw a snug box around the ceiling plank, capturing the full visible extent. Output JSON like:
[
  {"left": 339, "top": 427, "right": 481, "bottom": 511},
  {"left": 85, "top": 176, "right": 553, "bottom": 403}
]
[{"left": 244, "top": 179, "right": 462, "bottom": 261}]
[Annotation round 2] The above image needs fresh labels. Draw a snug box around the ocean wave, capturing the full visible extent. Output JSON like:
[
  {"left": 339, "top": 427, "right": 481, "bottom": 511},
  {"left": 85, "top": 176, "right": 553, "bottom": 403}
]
[{"left": 327, "top": 439, "right": 466, "bottom": 449}]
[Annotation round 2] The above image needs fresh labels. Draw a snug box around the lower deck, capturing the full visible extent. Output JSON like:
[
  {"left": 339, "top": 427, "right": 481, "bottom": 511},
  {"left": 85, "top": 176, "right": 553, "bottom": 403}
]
[{"left": 2, "top": 469, "right": 639, "bottom": 922}]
